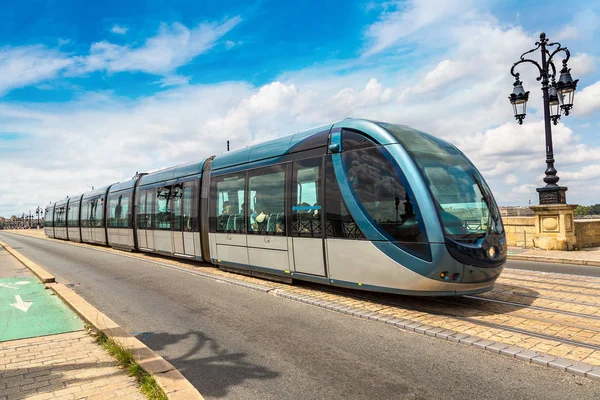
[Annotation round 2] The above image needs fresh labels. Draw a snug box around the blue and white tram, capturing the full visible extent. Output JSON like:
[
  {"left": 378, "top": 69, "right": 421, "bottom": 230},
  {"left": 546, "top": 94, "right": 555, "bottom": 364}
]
[{"left": 45, "top": 119, "right": 506, "bottom": 295}]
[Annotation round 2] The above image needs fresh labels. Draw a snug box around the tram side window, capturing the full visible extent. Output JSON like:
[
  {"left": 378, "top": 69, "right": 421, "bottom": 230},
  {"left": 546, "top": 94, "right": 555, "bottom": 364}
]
[
  {"left": 108, "top": 194, "right": 131, "bottom": 228},
  {"left": 92, "top": 198, "right": 105, "bottom": 228},
  {"left": 119, "top": 194, "right": 130, "bottom": 228},
  {"left": 325, "top": 156, "right": 365, "bottom": 240},
  {"left": 182, "top": 183, "right": 195, "bottom": 232},
  {"left": 55, "top": 206, "right": 65, "bottom": 227},
  {"left": 108, "top": 195, "right": 118, "bottom": 228},
  {"left": 45, "top": 208, "right": 53, "bottom": 227},
  {"left": 155, "top": 187, "right": 171, "bottom": 230},
  {"left": 80, "top": 202, "right": 88, "bottom": 227},
  {"left": 172, "top": 185, "right": 183, "bottom": 231},
  {"left": 68, "top": 203, "right": 79, "bottom": 227},
  {"left": 137, "top": 190, "right": 147, "bottom": 229},
  {"left": 293, "top": 158, "right": 322, "bottom": 237},
  {"left": 88, "top": 200, "right": 97, "bottom": 227},
  {"left": 248, "top": 168, "right": 285, "bottom": 235},
  {"left": 215, "top": 175, "right": 245, "bottom": 234},
  {"left": 146, "top": 188, "right": 155, "bottom": 230}
]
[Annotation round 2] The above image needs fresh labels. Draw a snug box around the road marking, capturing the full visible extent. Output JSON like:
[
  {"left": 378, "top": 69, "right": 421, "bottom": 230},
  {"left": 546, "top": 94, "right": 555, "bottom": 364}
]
[
  {"left": 10, "top": 295, "right": 33, "bottom": 312},
  {"left": 0, "top": 281, "right": 32, "bottom": 289}
]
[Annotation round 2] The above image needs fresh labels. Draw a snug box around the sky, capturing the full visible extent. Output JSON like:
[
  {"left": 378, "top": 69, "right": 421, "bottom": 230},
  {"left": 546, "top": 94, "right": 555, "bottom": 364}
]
[{"left": 1, "top": 0, "right": 600, "bottom": 217}]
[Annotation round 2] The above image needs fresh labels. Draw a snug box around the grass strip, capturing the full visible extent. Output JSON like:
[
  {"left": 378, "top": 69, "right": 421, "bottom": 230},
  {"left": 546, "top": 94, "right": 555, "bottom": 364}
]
[{"left": 95, "top": 330, "right": 168, "bottom": 400}]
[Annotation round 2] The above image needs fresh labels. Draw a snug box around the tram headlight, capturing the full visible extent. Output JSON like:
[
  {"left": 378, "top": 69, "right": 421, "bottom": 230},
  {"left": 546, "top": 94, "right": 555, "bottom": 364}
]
[{"left": 487, "top": 246, "right": 497, "bottom": 259}]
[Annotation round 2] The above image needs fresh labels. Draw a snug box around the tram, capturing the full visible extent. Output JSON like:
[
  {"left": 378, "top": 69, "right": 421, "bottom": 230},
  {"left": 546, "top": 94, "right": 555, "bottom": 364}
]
[{"left": 44, "top": 118, "right": 506, "bottom": 295}]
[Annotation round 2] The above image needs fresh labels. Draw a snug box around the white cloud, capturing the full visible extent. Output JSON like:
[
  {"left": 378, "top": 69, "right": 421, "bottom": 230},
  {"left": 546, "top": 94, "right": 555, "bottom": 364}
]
[
  {"left": 556, "top": 25, "right": 579, "bottom": 40},
  {"left": 505, "top": 174, "right": 519, "bottom": 185},
  {"left": 363, "top": 0, "right": 485, "bottom": 56},
  {"left": 573, "top": 80, "right": 600, "bottom": 116},
  {"left": 155, "top": 75, "right": 190, "bottom": 87},
  {"left": 569, "top": 53, "right": 595, "bottom": 76},
  {"left": 111, "top": 25, "right": 128, "bottom": 35},
  {"left": 77, "top": 17, "right": 241, "bottom": 76},
  {"left": 3, "top": 7, "right": 600, "bottom": 215},
  {"left": 0, "top": 45, "right": 72, "bottom": 95}
]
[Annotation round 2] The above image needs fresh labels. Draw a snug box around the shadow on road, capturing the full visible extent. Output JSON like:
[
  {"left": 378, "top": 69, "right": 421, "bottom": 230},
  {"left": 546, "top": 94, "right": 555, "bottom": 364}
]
[{"left": 134, "top": 330, "right": 279, "bottom": 398}]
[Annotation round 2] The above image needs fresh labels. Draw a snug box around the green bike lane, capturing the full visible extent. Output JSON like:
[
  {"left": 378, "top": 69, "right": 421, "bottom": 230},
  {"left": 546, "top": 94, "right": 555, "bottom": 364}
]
[{"left": 0, "top": 245, "right": 83, "bottom": 342}]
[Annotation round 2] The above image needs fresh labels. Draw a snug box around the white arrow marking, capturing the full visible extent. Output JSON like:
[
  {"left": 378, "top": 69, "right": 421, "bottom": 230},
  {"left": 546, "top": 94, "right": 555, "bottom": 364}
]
[
  {"left": 10, "top": 295, "right": 32, "bottom": 312},
  {"left": 0, "top": 281, "right": 32, "bottom": 289}
]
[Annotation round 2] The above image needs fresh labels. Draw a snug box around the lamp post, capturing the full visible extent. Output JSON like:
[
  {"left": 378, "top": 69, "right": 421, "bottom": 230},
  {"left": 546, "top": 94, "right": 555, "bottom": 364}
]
[
  {"left": 509, "top": 32, "right": 578, "bottom": 205},
  {"left": 36, "top": 206, "right": 42, "bottom": 228}
]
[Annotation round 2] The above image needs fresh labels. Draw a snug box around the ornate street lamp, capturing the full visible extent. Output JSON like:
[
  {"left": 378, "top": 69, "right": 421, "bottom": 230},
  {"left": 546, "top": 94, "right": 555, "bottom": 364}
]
[{"left": 509, "top": 32, "right": 578, "bottom": 205}]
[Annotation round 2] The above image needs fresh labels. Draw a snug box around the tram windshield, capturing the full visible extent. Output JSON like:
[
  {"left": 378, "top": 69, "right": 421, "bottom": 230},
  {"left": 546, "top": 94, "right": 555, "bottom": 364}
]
[{"left": 379, "top": 123, "right": 504, "bottom": 240}]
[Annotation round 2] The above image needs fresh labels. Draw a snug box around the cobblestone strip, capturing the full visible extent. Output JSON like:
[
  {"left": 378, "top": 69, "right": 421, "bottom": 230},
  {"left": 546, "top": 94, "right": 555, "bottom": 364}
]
[
  {"left": 273, "top": 290, "right": 600, "bottom": 381},
  {"left": 0, "top": 331, "right": 144, "bottom": 400}
]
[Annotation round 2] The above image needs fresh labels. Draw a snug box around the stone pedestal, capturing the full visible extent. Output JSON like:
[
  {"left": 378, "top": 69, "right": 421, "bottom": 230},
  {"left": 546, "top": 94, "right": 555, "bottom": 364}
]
[{"left": 529, "top": 204, "right": 577, "bottom": 250}]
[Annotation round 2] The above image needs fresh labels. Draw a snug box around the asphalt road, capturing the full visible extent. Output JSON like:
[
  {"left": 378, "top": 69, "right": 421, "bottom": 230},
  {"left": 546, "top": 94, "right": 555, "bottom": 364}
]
[
  {"left": 507, "top": 258, "right": 600, "bottom": 277},
  {"left": 1, "top": 232, "right": 599, "bottom": 400}
]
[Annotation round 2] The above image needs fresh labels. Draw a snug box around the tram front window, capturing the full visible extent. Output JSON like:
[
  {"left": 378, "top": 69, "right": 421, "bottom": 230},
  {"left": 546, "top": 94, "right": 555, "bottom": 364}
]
[{"left": 379, "top": 123, "right": 503, "bottom": 240}]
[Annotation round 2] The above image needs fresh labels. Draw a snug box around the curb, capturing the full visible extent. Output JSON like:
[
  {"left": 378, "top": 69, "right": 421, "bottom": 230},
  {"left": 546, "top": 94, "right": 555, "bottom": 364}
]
[
  {"left": 0, "top": 239, "right": 204, "bottom": 400},
  {"left": 508, "top": 254, "right": 600, "bottom": 267},
  {"left": 4, "top": 231, "right": 600, "bottom": 382}
]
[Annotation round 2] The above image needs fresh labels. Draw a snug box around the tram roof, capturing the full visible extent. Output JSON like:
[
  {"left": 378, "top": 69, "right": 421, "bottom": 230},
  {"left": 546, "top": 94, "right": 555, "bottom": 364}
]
[
  {"left": 109, "top": 179, "right": 138, "bottom": 193},
  {"left": 55, "top": 197, "right": 71, "bottom": 207},
  {"left": 139, "top": 159, "right": 206, "bottom": 187},
  {"left": 82, "top": 185, "right": 112, "bottom": 200},
  {"left": 211, "top": 118, "right": 427, "bottom": 171},
  {"left": 211, "top": 123, "right": 334, "bottom": 170}
]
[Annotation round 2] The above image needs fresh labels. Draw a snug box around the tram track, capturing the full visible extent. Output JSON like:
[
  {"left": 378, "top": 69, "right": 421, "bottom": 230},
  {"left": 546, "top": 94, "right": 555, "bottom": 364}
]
[
  {"left": 462, "top": 295, "right": 600, "bottom": 322},
  {"left": 490, "top": 286, "right": 600, "bottom": 308},
  {"left": 500, "top": 273, "right": 600, "bottom": 290},
  {"left": 297, "top": 282, "right": 600, "bottom": 352},
  {"left": 505, "top": 268, "right": 600, "bottom": 284},
  {"left": 498, "top": 277, "right": 600, "bottom": 297}
]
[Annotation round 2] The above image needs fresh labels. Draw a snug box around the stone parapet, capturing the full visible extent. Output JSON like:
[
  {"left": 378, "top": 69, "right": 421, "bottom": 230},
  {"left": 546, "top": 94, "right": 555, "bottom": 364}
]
[
  {"left": 502, "top": 216, "right": 535, "bottom": 248},
  {"left": 529, "top": 204, "right": 577, "bottom": 250},
  {"left": 575, "top": 220, "right": 600, "bottom": 248}
]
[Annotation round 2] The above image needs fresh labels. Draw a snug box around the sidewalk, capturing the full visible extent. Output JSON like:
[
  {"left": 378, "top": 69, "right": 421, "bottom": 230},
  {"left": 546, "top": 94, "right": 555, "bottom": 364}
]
[
  {"left": 0, "top": 245, "right": 143, "bottom": 399},
  {"left": 508, "top": 246, "right": 600, "bottom": 266}
]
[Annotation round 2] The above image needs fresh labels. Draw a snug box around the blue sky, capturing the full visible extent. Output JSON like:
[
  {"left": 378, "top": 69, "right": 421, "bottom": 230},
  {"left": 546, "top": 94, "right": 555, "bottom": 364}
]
[{"left": 1, "top": 0, "right": 600, "bottom": 217}]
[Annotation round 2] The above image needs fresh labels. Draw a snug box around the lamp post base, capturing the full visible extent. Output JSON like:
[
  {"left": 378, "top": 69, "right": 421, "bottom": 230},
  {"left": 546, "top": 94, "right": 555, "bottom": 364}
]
[{"left": 537, "top": 186, "right": 567, "bottom": 205}]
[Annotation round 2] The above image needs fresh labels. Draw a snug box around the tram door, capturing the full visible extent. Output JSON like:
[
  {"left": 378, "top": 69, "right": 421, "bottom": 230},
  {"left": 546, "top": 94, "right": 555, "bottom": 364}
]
[{"left": 292, "top": 157, "right": 326, "bottom": 276}]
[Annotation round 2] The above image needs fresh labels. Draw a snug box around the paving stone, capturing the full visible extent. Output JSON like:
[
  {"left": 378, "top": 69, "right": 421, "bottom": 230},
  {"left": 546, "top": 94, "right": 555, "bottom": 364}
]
[
  {"left": 414, "top": 324, "right": 433, "bottom": 334},
  {"left": 547, "top": 358, "right": 575, "bottom": 371},
  {"left": 531, "top": 354, "right": 558, "bottom": 367},
  {"left": 499, "top": 346, "right": 525, "bottom": 358},
  {"left": 485, "top": 342, "right": 510, "bottom": 353},
  {"left": 374, "top": 315, "right": 395, "bottom": 323},
  {"left": 515, "top": 350, "right": 541, "bottom": 362},
  {"left": 458, "top": 336, "right": 482, "bottom": 345},
  {"left": 473, "top": 340, "right": 495, "bottom": 349},
  {"left": 368, "top": 313, "right": 384, "bottom": 321},
  {"left": 424, "top": 327, "right": 445, "bottom": 337},
  {"left": 435, "top": 329, "right": 456, "bottom": 340},
  {"left": 448, "top": 332, "right": 469, "bottom": 343},
  {"left": 586, "top": 368, "right": 600, "bottom": 380},
  {"left": 403, "top": 322, "right": 424, "bottom": 331},
  {"left": 392, "top": 319, "right": 410, "bottom": 328},
  {"left": 565, "top": 362, "right": 595, "bottom": 377}
]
